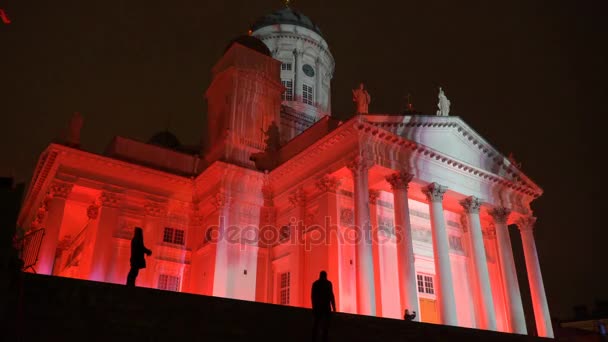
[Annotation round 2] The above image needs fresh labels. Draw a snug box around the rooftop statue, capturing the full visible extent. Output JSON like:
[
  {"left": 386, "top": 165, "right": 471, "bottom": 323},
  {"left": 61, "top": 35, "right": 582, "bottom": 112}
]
[
  {"left": 436, "top": 87, "right": 451, "bottom": 116},
  {"left": 352, "top": 82, "right": 371, "bottom": 114},
  {"left": 261, "top": 120, "right": 280, "bottom": 152},
  {"left": 66, "top": 112, "right": 84, "bottom": 147}
]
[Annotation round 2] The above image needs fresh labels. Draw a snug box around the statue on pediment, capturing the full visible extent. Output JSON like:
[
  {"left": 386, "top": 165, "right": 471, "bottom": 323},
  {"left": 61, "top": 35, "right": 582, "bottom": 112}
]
[
  {"left": 261, "top": 121, "right": 280, "bottom": 152},
  {"left": 436, "top": 87, "right": 450, "bottom": 116},
  {"left": 66, "top": 112, "right": 84, "bottom": 147},
  {"left": 508, "top": 153, "right": 522, "bottom": 169},
  {"left": 352, "top": 83, "right": 371, "bottom": 114}
]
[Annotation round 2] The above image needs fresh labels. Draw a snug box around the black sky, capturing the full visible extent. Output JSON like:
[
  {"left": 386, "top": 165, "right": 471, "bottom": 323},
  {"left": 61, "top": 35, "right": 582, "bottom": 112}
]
[{"left": 1, "top": 0, "right": 606, "bottom": 320}]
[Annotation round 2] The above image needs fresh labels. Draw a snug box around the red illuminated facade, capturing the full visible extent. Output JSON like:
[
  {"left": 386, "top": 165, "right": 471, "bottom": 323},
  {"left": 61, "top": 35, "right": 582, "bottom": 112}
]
[{"left": 17, "top": 6, "right": 554, "bottom": 338}]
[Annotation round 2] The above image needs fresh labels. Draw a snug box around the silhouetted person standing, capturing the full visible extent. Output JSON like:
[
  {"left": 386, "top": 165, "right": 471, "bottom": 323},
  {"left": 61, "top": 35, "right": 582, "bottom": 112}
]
[
  {"left": 126, "top": 227, "right": 151, "bottom": 287},
  {"left": 404, "top": 309, "right": 416, "bottom": 321},
  {"left": 311, "top": 271, "right": 336, "bottom": 342}
]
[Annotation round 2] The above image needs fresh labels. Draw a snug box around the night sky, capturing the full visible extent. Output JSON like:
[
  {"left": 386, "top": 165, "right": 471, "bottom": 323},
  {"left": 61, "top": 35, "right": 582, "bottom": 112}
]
[{"left": 1, "top": 0, "right": 606, "bottom": 320}]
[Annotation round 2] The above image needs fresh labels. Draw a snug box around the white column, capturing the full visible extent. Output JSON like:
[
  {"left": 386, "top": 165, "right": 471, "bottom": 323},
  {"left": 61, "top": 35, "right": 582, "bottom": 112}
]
[
  {"left": 489, "top": 207, "right": 527, "bottom": 334},
  {"left": 460, "top": 196, "right": 497, "bottom": 330},
  {"left": 422, "top": 182, "right": 458, "bottom": 326},
  {"left": 37, "top": 180, "right": 73, "bottom": 275},
  {"left": 386, "top": 171, "right": 419, "bottom": 321},
  {"left": 347, "top": 155, "right": 377, "bottom": 316},
  {"left": 516, "top": 216, "right": 554, "bottom": 338},
  {"left": 212, "top": 190, "right": 231, "bottom": 298},
  {"left": 368, "top": 190, "right": 383, "bottom": 317}
]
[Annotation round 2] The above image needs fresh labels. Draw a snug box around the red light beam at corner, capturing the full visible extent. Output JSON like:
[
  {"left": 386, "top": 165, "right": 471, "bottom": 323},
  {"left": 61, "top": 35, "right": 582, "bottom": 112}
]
[{"left": 0, "top": 9, "right": 11, "bottom": 24}]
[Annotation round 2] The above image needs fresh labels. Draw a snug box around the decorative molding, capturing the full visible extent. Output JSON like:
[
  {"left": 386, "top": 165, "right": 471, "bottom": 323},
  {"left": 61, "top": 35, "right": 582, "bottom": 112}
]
[
  {"left": 516, "top": 216, "right": 537, "bottom": 232},
  {"left": 488, "top": 207, "right": 511, "bottom": 225},
  {"left": 50, "top": 180, "right": 73, "bottom": 199},
  {"left": 144, "top": 202, "right": 166, "bottom": 218},
  {"left": 315, "top": 174, "right": 341, "bottom": 193},
  {"left": 368, "top": 190, "right": 380, "bottom": 205},
  {"left": 340, "top": 207, "right": 354, "bottom": 226},
  {"left": 99, "top": 191, "right": 122, "bottom": 208},
  {"left": 460, "top": 196, "right": 482, "bottom": 214},
  {"left": 30, "top": 193, "right": 52, "bottom": 229},
  {"left": 346, "top": 155, "right": 371, "bottom": 178},
  {"left": 385, "top": 171, "right": 414, "bottom": 191},
  {"left": 87, "top": 202, "right": 100, "bottom": 220},
  {"left": 422, "top": 182, "right": 448, "bottom": 203},
  {"left": 212, "top": 191, "right": 231, "bottom": 210},
  {"left": 288, "top": 186, "right": 307, "bottom": 207}
]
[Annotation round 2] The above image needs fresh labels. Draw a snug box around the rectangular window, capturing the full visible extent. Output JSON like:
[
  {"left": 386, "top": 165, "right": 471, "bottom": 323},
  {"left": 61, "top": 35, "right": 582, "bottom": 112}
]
[
  {"left": 282, "top": 80, "right": 293, "bottom": 101},
  {"left": 417, "top": 274, "right": 425, "bottom": 293},
  {"left": 417, "top": 274, "right": 435, "bottom": 295},
  {"left": 303, "top": 84, "right": 314, "bottom": 105},
  {"left": 279, "top": 272, "right": 290, "bottom": 305},
  {"left": 163, "top": 227, "right": 185, "bottom": 245},
  {"left": 281, "top": 63, "right": 292, "bottom": 71},
  {"left": 163, "top": 227, "right": 174, "bottom": 243},
  {"left": 158, "top": 274, "right": 180, "bottom": 292}
]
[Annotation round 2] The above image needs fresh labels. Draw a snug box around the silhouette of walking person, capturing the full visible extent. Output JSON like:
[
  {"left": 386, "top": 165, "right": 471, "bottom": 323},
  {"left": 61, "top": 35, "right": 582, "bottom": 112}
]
[
  {"left": 126, "top": 227, "right": 151, "bottom": 287},
  {"left": 311, "top": 270, "right": 336, "bottom": 342}
]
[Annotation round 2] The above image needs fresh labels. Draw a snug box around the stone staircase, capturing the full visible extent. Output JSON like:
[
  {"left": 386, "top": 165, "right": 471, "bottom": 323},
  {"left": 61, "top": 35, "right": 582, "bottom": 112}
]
[{"left": 9, "top": 273, "right": 550, "bottom": 341}]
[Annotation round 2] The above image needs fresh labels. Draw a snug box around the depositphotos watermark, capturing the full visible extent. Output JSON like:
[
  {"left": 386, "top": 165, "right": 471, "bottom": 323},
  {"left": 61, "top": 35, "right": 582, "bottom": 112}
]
[{"left": 202, "top": 216, "right": 407, "bottom": 251}]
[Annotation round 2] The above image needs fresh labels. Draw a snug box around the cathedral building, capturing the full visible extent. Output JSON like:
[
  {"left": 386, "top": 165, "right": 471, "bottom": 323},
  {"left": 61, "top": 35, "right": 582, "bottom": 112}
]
[{"left": 17, "top": 5, "right": 553, "bottom": 338}]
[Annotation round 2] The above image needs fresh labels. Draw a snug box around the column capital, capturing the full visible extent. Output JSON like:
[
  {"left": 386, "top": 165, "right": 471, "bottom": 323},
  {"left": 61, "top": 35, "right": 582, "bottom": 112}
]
[
  {"left": 460, "top": 196, "right": 482, "bottom": 214},
  {"left": 369, "top": 189, "right": 380, "bottom": 205},
  {"left": 315, "top": 174, "right": 341, "bottom": 193},
  {"left": 99, "top": 191, "right": 122, "bottom": 208},
  {"left": 386, "top": 171, "right": 414, "bottom": 191},
  {"left": 347, "top": 155, "right": 372, "bottom": 177},
  {"left": 144, "top": 201, "right": 167, "bottom": 217},
  {"left": 516, "top": 216, "right": 537, "bottom": 232},
  {"left": 212, "top": 190, "right": 231, "bottom": 210},
  {"left": 50, "top": 180, "right": 74, "bottom": 199},
  {"left": 422, "top": 182, "right": 448, "bottom": 203},
  {"left": 288, "top": 186, "right": 307, "bottom": 207},
  {"left": 488, "top": 207, "right": 512, "bottom": 225}
]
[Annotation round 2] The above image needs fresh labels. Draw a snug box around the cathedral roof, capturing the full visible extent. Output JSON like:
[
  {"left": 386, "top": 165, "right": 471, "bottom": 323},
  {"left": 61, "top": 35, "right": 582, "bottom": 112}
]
[
  {"left": 224, "top": 35, "right": 271, "bottom": 57},
  {"left": 251, "top": 6, "right": 322, "bottom": 36}
]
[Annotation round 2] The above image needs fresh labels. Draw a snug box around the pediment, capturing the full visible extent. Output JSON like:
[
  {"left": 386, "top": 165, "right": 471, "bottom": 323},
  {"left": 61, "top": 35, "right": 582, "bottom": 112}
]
[{"left": 362, "top": 114, "right": 542, "bottom": 195}]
